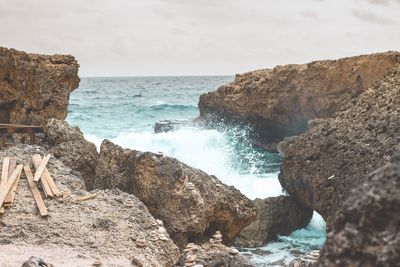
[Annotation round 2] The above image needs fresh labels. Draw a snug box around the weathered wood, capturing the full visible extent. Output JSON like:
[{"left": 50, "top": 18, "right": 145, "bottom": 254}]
[
  {"left": 24, "top": 165, "right": 48, "bottom": 217},
  {"left": 32, "top": 155, "right": 54, "bottom": 198},
  {"left": 0, "top": 124, "right": 43, "bottom": 133},
  {"left": 75, "top": 193, "right": 97, "bottom": 202},
  {"left": 0, "top": 165, "right": 23, "bottom": 208},
  {"left": 33, "top": 154, "right": 51, "bottom": 182},
  {"left": 32, "top": 154, "right": 61, "bottom": 197},
  {"left": 4, "top": 158, "right": 21, "bottom": 206},
  {"left": 0, "top": 157, "right": 10, "bottom": 213},
  {"left": 4, "top": 157, "right": 17, "bottom": 205}
]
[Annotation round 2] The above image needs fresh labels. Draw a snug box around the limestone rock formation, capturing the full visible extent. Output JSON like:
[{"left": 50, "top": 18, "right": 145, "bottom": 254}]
[
  {"left": 279, "top": 67, "right": 400, "bottom": 222},
  {"left": 44, "top": 119, "right": 98, "bottom": 190},
  {"left": 0, "top": 144, "right": 180, "bottom": 266},
  {"left": 94, "top": 139, "right": 257, "bottom": 248},
  {"left": 0, "top": 47, "right": 79, "bottom": 125},
  {"left": 318, "top": 155, "right": 400, "bottom": 267},
  {"left": 198, "top": 52, "right": 400, "bottom": 151},
  {"left": 234, "top": 196, "right": 313, "bottom": 248}
]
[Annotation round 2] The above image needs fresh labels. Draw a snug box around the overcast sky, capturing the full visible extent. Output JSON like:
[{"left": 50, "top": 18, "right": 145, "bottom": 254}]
[{"left": 1, "top": 0, "right": 399, "bottom": 76}]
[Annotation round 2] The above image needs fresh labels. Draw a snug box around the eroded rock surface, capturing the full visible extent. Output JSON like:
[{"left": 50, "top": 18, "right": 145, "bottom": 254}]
[
  {"left": 199, "top": 52, "right": 400, "bottom": 151},
  {"left": 0, "top": 144, "right": 180, "bottom": 267},
  {"left": 94, "top": 139, "right": 257, "bottom": 248},
  {"left": 44, "top": 119, "right": 98, "bottom": 190},
  {"left": 318, "top": 155, "right": 400, "bottom": 267},
  {"left": 279, "top": 67, "right": 400, "bottom": 222},
  {"left": 235, "top": 196, "right": 312, "bottom": 248},
  {"left": 0, "top": 47, "right": 79, "bottom": 125}
]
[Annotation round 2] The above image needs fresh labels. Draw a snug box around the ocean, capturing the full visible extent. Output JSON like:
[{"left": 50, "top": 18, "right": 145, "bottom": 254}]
[{"left": 67, "top": 76, "right": 325, "bottom": 266}]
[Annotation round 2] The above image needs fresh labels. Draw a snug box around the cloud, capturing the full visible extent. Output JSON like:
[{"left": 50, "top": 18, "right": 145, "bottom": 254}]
[{"left": 352, "top": 9, "right": 397, "bottom": 24}]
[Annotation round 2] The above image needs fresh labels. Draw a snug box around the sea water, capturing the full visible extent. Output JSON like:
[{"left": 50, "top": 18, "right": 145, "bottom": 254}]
[{"left": 67, "top": 76, "right": 325, "bottom": 266}]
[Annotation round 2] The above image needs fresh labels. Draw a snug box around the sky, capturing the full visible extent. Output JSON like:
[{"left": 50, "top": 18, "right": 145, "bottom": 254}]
[{"left": 1, "top": 0, "right": 400, "bottom": 77}]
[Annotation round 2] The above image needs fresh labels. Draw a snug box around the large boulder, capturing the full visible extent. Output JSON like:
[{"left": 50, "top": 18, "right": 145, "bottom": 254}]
[
  {"left": 94, "top": 139, "right": 257, "bottom": 248},
  {"left": 0, "top": 144, "right": 180, "bottom": 266},
  {"left": 279, "top": 67, "right": 400, "bottom": 223},
  {"left": 44, "top": 118, "right": 98, "bottom": 190},
  {"left": 198, "top": 52, "right": 400, "bottom": 151},
  {"left": 0, "top": 47, "right": 79, "bottom": 125},
  {"left": 318, "top": 155, "right": 400, "bottom": 267},
  {"left": 234, "top": 196, "right": 313, "bottom": 248}
]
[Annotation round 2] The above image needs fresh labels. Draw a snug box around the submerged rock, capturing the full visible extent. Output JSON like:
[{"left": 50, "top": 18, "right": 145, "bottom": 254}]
[
  {"left": 280, "top": 67, "right": 400, "bottom": 222},
  {"left": 94, "top": 139, "right": 257, "bottom": 248},
  {"left": 44, "top": 119, "right": 98, "bottom": 190},
  {"left": 317, "top": 155, "right": 400, "bottom": 267},
  {"left": 0, "top": 47, "right": 79, "bottom": 125},
  {"left": 198, "top": 52, "right": 400, "bottom": 151},
  {"left": 234, "top": 196, "right": 312, "bottom": 248}
]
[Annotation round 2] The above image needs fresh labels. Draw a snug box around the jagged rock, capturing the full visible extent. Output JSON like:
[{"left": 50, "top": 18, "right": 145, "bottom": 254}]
[
  {"left": 0, "top": 144, "right": 180, "bottom": 266},
  {"left": 21, "top": 256, "right": 53, "bottom": 267},
  {"left": 94, "top": 139, "right": 257, "bottom": 248},
  {"left": 234, "top": 196, "right": 312, "bottom": 248},
  {"left": 154, "top": 120, "right": 192, "bottom": 133},
  {"left": 44, "top": 119, "right": 98, "bottom": 190},
  {"left": 0, "top": 47, "right": 79, "bottom": 125},
  {"left": 317, "top": 155, "right": 400, "bottom": 267},
  {"left": 279, "top": 67, "right": 400, "bottom": 222},
  {"left": 175, "top": 242, "right": 254, "bottom": 267},
  {"left": 198, "top": 52, "right": 400, "bottom": 151}
]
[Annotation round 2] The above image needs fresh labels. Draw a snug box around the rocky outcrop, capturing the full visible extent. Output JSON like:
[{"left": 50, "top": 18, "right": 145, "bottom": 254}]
[
  {"left": 94, "top": 139, "right": 257, "bottom": 249},
  {"left": 0, "top": 144, "right": 180, "bottom": 266},
  {"left": 44, "top": 119, "right": 98, "bottom": 190},
  {"left": 279, "top": 67, "right": 400, "bottom": 222},
  {"left": 234, "top": 196, "right": 312, "bottom": 248},
  {"left": 199, "top": 52, "right": 400, "bottom": 151},
  {"left": 0, "top": 47, "right": 79, "bottom": 125},
  {"left": 318, "top": 155, "right": 400, "bottom": 267}
]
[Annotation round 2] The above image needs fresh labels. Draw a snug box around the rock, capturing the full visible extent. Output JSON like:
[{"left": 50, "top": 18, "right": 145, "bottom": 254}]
[
  {"left": 154, "top": 120, "right": 192, "bottom": 133},
  {"left": 94, "top": 139, "right": 257, "bottom": 248},
  {"left": 279, "top": 67, "right": 400, "bottom": 222},
  {"left": 317, "top": 155, "right": 400, "bottom": 267},
  {"left": 276, "top": 136, "right": 298, "bottom": 157},
  {"left": 234, "top": 196, "right": 312, "bottom": 248},
  {"left": 175, "top": 242, "right": 254, "bottom": 267},
  {"left": 289, "top": 250, "right": 320, "bottom": 267},
  {"left": 198, "top": 52, "right": 400, "bottom": 151},
  {"left": 44, "top": 119, "right": 98, "bottom": 190},
  {"left": 21, "top": 256, "right": 53, "bottom": 267},
  {"left": 0, "top": 144, "right": 180, "bottom": 266},
  {"left": 0, "top": 47, "right": 79, "bottom": 125}
]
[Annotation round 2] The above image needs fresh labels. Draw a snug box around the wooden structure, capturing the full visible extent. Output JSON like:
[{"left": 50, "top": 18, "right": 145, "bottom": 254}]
[{"left": 0, "top": 123, "right": 43, "bottom": 146}]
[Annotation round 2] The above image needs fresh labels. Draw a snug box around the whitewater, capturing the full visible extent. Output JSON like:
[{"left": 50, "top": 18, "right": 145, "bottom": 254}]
[{"left": 67, "top": 76, "right": 325, "bottom": 266}]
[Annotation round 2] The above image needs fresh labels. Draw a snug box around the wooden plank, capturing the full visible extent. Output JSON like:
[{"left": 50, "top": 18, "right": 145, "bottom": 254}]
[
  {"left": 0, "top": 165, "right": 23, "bottom": 208},
  {"left": 75, "top": 193, "right": 97, "bottom": 202},
  {"left": 42, "top": 168, "right": 61, "bottom": 197},
  {"left": 0, "top": 157, "right": 10, "bottom": 213},
  {"left": 4, "top": 157, "right": 17, "bottom": 205},
  {"left": 24, "top": 165, "right": 48, "bottom": 217},
  {"left": 33, "top": 154, "right": 51, "bottom": 182},
  {"left": 32, "top": 155, "right": 54, "bottom": 198}
]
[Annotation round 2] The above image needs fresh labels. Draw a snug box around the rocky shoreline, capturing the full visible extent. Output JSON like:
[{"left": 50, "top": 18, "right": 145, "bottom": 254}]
[{"left": 1, "top": 46, "right": 400, "bottom": 266}]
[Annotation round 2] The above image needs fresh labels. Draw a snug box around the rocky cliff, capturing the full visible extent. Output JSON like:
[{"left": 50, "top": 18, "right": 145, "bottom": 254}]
[
  {"left": 94, "top": 140, "right": 257, "bottom": 249},
  {"left": 318, "top": 154, "right": 400, "bottom": 267},
  {"left": 279, "top": 67, "right": 400, "bottom": 222},
  {"left": 0, "top": 47, "right": 79, "bottom": 125},
  {"left": 199, "top": 52, "right": 400, "bottom": 151}
]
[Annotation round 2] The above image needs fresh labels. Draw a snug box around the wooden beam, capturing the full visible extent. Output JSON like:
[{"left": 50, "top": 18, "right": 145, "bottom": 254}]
[
  {"left": 0, "top": 157, "right": 10, "bottom": 213},
  {"left": 33, "top": 154, "right": 51, "bottom": 182},
  {"left": 75, "top": 193, "right": 97, "bottom": 202},
  {"left": 24, "top": 165, "right": 48, "bottom": 217},
  {"left": 4, "top": 157, "right": 17, "bottom": 205},
  {"left": 0, "top": 165, "right": 23, "bottom": 208},
  {"left": 32, "top": 155, "right": 54, "bottom": 198}
]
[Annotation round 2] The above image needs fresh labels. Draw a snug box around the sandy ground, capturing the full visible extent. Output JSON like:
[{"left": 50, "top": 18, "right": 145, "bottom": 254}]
[{"left": 0, "top": 244, "right": 132, "bottom": 267}]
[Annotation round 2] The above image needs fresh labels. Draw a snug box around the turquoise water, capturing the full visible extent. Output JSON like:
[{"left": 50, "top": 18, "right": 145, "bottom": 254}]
[{"left": 67, "top": 76, "right": 325, "bottom": 266}]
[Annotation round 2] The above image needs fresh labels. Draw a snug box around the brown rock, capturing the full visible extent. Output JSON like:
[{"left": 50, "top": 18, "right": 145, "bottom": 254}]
[
  {"left": 234, "top": 196, "right": 312, "bottom": 248},
  {"left": 94, "top": 139, "right": 256, "bottom": 248},
  {"left": 279, "top": 67, "right": 400, "bottom": 222},
  {"left": 44, "top": 118, "right": 98, "bottom": 189},
  {"left": 0, "top": 47, "right": 79, "bottom": 125},
  {"left": 198, "top": 52, "right": 400, "bottom": 151},
  {"left": 318, "top": 155, "right": 400, "bottom": 267}
]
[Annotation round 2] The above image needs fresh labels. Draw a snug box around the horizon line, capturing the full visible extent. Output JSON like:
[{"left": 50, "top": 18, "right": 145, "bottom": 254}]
[{"left": 79, "top": 74, "right": 235, "bottom": 78}]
